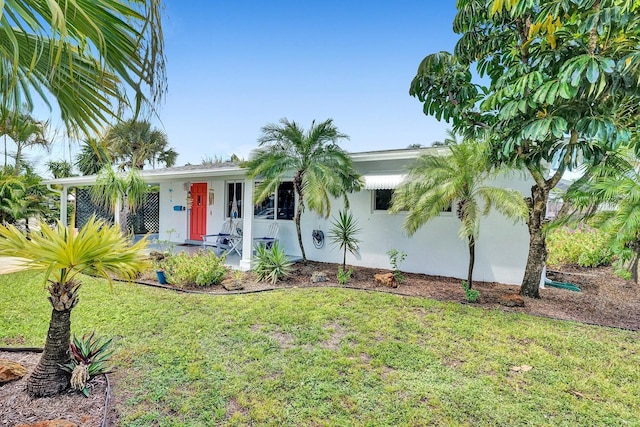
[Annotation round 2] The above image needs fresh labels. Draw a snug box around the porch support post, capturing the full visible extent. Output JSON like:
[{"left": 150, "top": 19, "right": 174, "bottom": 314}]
[
  {"left": 239, "top": 177, "right": 254, "bottom": 271},
  {"left": 60, "top": 186, "right": 68, "bottom": 225}
]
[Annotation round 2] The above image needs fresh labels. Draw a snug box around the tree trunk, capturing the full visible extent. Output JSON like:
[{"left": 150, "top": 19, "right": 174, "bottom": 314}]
[
  {"left": 520, "top": 184, "right": 549, "bottom": 298},
  {"left": 293, "top": 172, "right": 307, "bottom": 262},
  {"left": 26, "top": 308, "right": 72, "bottom": 397},
  {"left": 467, "top": 235, "right": 475, "bottom": 289},
  {"left": 631, "top": 240, "right": 640, "bottom": 285}
]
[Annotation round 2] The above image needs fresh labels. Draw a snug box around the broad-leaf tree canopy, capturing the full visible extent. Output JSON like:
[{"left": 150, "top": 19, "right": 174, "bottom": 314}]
[{"left": 410, "top": 0, "right": 640, "bottom": 297}]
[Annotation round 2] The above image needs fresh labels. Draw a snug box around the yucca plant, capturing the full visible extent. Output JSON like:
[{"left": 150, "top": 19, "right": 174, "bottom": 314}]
[
  {"left": 329, "top": 209, "right": 362, "bottom": 271},
  {"left": 253, "top": 242, "right": 292, "bottom": 285},
  {"left": 61, "top": 332, "right": 114, "bottom": 397},
  {"left": 0, "top": 216, "right": 148, "bottom": 397}
]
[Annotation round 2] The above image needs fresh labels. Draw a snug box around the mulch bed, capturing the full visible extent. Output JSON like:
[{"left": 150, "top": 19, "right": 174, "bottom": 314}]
[{"left": 2, "top": 261, "right": 638, "bottom": 426}]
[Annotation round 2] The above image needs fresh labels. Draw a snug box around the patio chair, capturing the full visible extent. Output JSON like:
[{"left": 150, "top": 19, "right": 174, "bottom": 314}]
[
  {"left": 202, "top": 219, "right": 235, "bottom": 253},
  {"left": 253, "top": 222, "right": 279, "bottom": 250}
]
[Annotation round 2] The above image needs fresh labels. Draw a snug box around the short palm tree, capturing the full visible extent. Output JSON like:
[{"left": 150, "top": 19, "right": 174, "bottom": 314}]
[
  {"left": 76, "top": 138, "right": 112, "bottom": 176},
  {"left": 390, "top": 139, "right": 527, "bottom": 288},
  {"left": 329, "top": 209, "right": 362, "bottom": 271},
  {"left": 91, "top": 166, "right": 148, "bottom": 234},
  {"left": 0, "top": 111, "right": 49, "bottom": 174},
  {"left": 246, "top": 119, "right": 362, "bottom": 261},
  {"left": 0, "top": 217, "right": 148, "bottom": 397}
]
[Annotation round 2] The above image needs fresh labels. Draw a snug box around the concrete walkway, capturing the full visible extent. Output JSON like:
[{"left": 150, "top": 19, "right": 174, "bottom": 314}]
[{"left": 0, "top": 257, "right": 28, "bottom": 275}]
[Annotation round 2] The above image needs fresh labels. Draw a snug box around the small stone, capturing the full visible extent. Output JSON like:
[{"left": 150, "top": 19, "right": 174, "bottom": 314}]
[
  {"left": 0, "top": 359, "right": 28, "bottom": 383},
  {"left": 311, "top": 271, "right": 327, "bottom": 283},
  {"left": 374, "top": 272, "right": 397, "bottom": 288},
  {"left": 221, "top": 279, "right": 244, "bottom": 291},
  {"left": 16, "top": 421, "right": 78, "bottom": 427},
  {"left": 499, "top": 294, "right": 525, "bottom": 307}
]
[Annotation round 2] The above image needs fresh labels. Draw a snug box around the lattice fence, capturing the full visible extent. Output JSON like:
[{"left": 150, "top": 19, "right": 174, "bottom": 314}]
[{"left": 75, "top": 189, "right": 159, "bottom": 234}]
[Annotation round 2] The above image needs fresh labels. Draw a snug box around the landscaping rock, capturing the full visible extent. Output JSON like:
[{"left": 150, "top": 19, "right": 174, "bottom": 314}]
[
  {"left": 0, "top": 359, "right": 28, "bottom": 383},
  {"left": 374, "top": 272, "right": 397, "bottom": 288},
  {"left": 16, "top": 420, "right": 78, "bottom": 427},
  {"left": 222, "top": 278, "right": 244, "bottom": 291},
  {"left": 311, "top": 271, "right": 327, "bottom": 283},
  {"left": 499, "top": 294, "right": 525, "bottom": 307}
]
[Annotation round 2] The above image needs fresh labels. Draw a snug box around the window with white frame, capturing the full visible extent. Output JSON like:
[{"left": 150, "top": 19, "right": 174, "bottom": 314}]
[
  {"left": 372, "top": 189, "right": 452, "bottom": 213},
  {"left": 254, "top": 181, "right": 295, "bottom": 220},
  {"left": 226, "top": 181, "right": 243, "bottom": 218}
]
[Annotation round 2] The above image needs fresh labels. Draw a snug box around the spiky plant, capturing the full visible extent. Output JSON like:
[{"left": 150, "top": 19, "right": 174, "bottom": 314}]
[
  {"left": 61, "top": 332, "right": 114, "bottom": 397},
  {"left": 329, "top": 209, "right": 362, "bottom": 271},
  {"left": 253, "top": 242, "right": 292, "bottom": 285},
  {"left": 0, "top": 217, "right": 148, "bottom": 397}
]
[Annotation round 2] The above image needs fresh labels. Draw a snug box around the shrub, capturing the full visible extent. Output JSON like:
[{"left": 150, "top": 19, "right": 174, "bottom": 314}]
[
  {"left": 387, "top": 249, "right": 407, "bottom": 284},
  {"left": 337, "top": 267, "right": 353, "bottom": 285},
  {"left": 253, "top": 241, "right": 292, "bottom": 285},
  {"left": 461, "top": 281, "right": 479, "bottom": 302},
  {"left": 164, "top": 250, "right": 228, "bottom": 286},
  {"left": 546, "top": 227, "right": 614, "bottom": 268},
  {"left": 61, "top": 332, "right": 113, "bottom": 397}
]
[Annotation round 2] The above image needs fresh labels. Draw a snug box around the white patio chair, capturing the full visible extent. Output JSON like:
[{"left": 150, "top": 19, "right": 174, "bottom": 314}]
[
  {"left": 253, "top": 222, "right": 279, "bottom": 250},
  {"left": 202, "top": 219, "right": 234, "bottom": 252}
]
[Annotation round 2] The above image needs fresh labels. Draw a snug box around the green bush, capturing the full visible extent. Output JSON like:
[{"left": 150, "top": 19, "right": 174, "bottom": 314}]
[
  {"left": 164, "top": 250, "right": 228, "bottom": 286},
  {"left": 336, "top": 267, "right": 353, "bottom": 285},
  {"left": 461, "top": 281, "right": 480, "bottom": 302},
  {"left": 253, "top": 241, "right": 292, "bottom": 285},
  {"left": 546, "top": 227, "right": 613, "bottom": 268}
]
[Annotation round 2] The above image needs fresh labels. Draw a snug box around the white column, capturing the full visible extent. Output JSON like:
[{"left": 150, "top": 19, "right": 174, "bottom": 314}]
[
  {"left": 114, "top": 196, "right": 122, "bottom": 225},
  {"left": 60, "top": 186, "right": 68, "bottom": 225},
  {"left": 239, "top": 178, "right": 254, "bottom": 271}
]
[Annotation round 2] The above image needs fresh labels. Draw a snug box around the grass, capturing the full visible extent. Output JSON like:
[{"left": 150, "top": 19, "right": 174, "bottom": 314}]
[{"left": 1, "top": 270, "right": 639, "bottom": 426}]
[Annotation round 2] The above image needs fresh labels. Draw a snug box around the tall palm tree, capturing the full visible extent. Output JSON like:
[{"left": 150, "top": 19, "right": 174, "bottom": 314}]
[
  {"left": 47, "top": 160, "right": 74, "bottom": 179},
  {"left": 75, "top": 138, "right": 112, "bottom": 176},
  {"left": 246, "top": 119, "right": 363, "bottom": 262},
  {"left": 0, "top": 217, "right": 148, "bottom": 397},
  {"left": 105, "top": 119, "right": 176, "bottom": 170},
  {"left": 0, "top": 0, "right": 166, "bottom": 136},
  {"left": 0, "top": 112, "right": 49, "bottom": 173},
  {"left": 390, "top": 139, "right": 527, "bottom": 288}
]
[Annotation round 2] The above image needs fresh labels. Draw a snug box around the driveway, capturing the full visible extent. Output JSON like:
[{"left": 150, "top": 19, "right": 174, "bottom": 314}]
[{"left": 0, "top": 257, "right": 27, "bottom": 275}]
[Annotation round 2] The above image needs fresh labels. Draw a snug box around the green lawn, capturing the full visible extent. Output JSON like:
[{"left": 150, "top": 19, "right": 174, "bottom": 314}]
[{"left": 1, "top": 271, "right": 639, "bottom": 426}]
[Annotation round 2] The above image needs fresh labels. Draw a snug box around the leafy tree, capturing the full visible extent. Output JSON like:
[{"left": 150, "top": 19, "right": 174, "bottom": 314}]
[
  {"left": 105, "top": 119, "right": 176, "bottom": 170},
  {"left": 0, "top": 218, "right": 148, "bottom": 397},
  {"left": 75, "top": 138, "right": 112, "bottom": 176},
  {"left": 329, "top": 209, "right": 362, "bottom": 270},
  {"left": 246, "top": 119, "right": 363, "bottom": 262},
  {"left": 409, "top": 0, "right": 640, "bottom": 297},
  {"left": 91, "top": 166, "right": 148, "bottom": 234},
  {"left": 390, "top": 139, "right": 527, "bottom": 288},
  {"left": 0, "top": 0, "right": 166, "bottom": 136},
  {"left": 47, "top": 160, "right": 74, "bottom": 179},
  {"left": 0, "top": 169, "right": 26, "bottom": 224}
]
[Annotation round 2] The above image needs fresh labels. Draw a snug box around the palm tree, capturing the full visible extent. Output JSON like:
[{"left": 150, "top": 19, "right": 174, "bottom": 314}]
[
  {"left": 47, "top": 160, "right": 74, "bottom": 179},
  {"left": 390, "top": 139, "right": 527, "bottom": 288},
  {"left": 329, "top": 209, "right": 362, "bottom": 271},
  {"left": 91, "top": 166, "right": 148, "bottom": 234},
  {"left": 0, "top": 0, "right": 166, "bottom": 136},
  {"left": 76, "top": 138, "right": 112, "bottom": 176},
  {"left": 0, "top": 169, "right": 26, "bottom": 224},
  {"left": 245, "top": 119, "right": 363, "bottom": 262},
  {"left": 105, "top": 120, "right": 176, "bottom": 170},
  {"left": 0, "top": 111, "right": 49, "bottom": 174},
  {"left": 0, "top": 217, "right": 148, "bottom": 397}
]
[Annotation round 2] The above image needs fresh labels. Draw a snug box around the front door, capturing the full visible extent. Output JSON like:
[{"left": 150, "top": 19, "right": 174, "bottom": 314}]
[{"left": 189, "top": 183, "right": 207, "bottom": 241}]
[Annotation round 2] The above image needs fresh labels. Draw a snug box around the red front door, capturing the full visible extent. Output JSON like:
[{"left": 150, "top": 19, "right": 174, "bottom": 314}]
[{"left": 189, "top": 183, "right": 207, "bottom": 241}]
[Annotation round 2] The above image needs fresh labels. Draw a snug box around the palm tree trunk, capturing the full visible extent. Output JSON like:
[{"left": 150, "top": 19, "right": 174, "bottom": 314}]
[
  {"left": 294, "top": 172, "right": 307, "bottom": 262},
  {"left": 467, "top": 235, "right": 475, "bottom": 289},
  {"left": 26, "top": 308, "right": 72, "bottom": 397},
  {"left": 520, "top": 184, "right": 548, "bottom": 299},
  {"left": 631, "top": 240, "right": 640, "bottom": 285}
]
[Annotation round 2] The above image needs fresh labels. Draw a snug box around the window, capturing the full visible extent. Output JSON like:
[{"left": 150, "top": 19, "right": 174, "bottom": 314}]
[
  {"left": 374, "top": 189, "right": 394, "bottom": 211},
  {"left": 254, "top": 181, "right": 295, "bottom": 220},
  {"left": 226, "top": 181, "right": 243, "bottom": 218},
  {"left": 373, "top": 189, "right": 451, "bottom": 213}
]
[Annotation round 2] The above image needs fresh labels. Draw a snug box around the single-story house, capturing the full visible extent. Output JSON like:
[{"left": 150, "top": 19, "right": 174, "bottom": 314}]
[{"left": 43, "top": 147, "right": 533, "bottom": 285}]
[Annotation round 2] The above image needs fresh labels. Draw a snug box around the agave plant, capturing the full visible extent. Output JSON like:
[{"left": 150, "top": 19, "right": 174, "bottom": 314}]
[
  {"left": 61, "top": 332, "right": 114, "bottom": 397},
  {"left": 253, "top": 242, "right": 292, "bottom": 285},
  {"left": 0, "top": 216, "right": 148, "bottom": 397}
]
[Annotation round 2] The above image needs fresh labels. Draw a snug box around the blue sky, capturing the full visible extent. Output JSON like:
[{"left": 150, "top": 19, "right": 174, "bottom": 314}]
[{"left": 47, "top": 1, "right": 460, "bottom": 169}]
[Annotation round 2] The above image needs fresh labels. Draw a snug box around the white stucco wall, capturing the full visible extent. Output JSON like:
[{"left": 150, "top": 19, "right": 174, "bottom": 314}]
[{"left": 155, "top": 159, "right": 533, "bottom": 285}]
